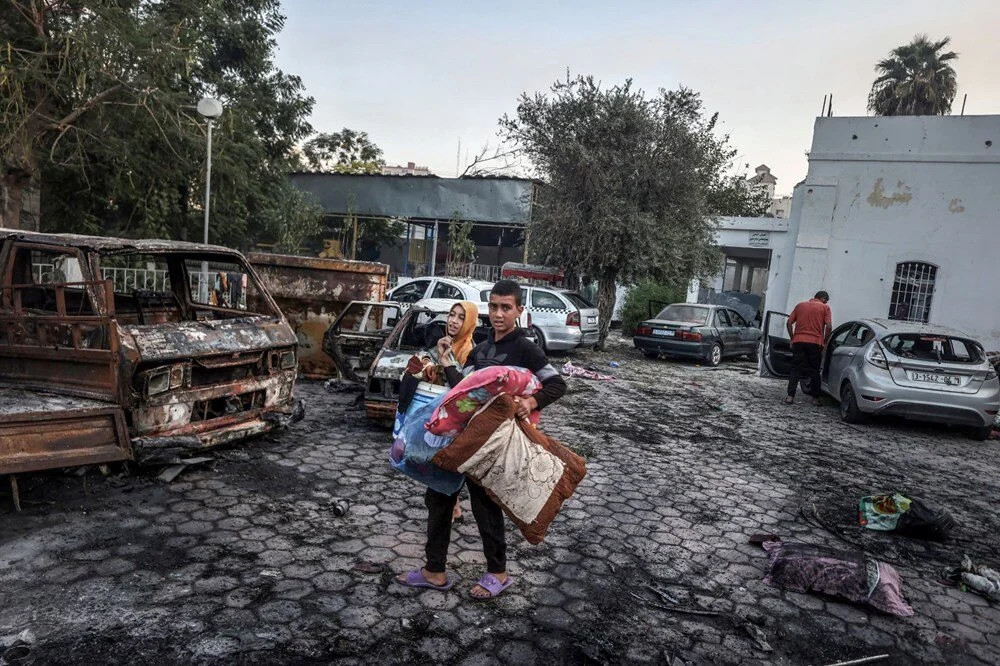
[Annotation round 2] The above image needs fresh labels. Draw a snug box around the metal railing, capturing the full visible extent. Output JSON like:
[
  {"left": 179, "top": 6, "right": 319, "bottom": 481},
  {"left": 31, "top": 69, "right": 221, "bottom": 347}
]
[{"left": 445, "top": 262, "right": 501, "bottom": 282}]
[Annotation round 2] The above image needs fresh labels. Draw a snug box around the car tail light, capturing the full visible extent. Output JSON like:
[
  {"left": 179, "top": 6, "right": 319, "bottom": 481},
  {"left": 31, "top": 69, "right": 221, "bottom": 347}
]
[
  {"left": 636, "top": 325, "right": 652, "bottom": 336},
  {"left": 866, "top": 345, "right": 888, "bottom": 369},
  {"left": 566, "top": 311, "right": 580, "bottom": 327},
  {"left": 987, "top": 368, "right": 998, "bottom": 381},
  {"left": 678, "top": 330, "right": 702, "bottom": 342}
]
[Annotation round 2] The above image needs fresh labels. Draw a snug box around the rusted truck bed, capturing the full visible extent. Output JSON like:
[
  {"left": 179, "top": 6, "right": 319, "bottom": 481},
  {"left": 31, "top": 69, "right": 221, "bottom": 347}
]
[{"left": 0, "top": 388, "right": 131, "bottom": 476}]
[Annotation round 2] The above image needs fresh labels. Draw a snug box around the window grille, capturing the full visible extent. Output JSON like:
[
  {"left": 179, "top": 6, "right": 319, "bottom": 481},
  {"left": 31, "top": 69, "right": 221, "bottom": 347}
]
[{"left": 889, "top": 262, "right": 937, "bottom": 323}]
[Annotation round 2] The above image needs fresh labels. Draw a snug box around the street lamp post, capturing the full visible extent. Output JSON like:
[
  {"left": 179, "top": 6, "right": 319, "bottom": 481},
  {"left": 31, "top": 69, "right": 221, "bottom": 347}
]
[{"left": 196, "top": 97, "right": 223, "bottom": 302}]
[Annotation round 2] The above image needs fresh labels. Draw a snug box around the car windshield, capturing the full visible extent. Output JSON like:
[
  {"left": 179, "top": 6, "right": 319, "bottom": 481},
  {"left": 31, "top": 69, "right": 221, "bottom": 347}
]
[
  {"left": 655, "top": 305, "right": 709, "bottom": 325},
  {"left": 564, "top": 292, "right": 593, "bottom": 309},
  {"left": 881, "top": 333, "right": 984, "bottom": 364},
  {"left": 98, "top": 252, "right": 276, "bottom": 320}
]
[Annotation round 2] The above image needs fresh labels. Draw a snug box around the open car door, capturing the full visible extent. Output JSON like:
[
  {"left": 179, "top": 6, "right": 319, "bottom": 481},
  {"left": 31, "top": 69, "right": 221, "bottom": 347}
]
[
  {"left": 323, "top": 301, "right": 402, "bottom": 382},
  {"left": 760, "top": 310, "right": 794, "bottom": 378}
]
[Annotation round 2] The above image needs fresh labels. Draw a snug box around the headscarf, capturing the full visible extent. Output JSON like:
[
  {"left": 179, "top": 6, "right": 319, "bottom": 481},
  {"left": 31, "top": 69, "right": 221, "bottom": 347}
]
[{"left": 449, "top": 301, "right": 479, "bottom": 366}]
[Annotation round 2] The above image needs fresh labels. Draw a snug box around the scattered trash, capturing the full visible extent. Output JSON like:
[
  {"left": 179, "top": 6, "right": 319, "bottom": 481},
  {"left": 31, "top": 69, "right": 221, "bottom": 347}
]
[
  {"left": 943, "top": 554, "right": 1000, "bottom": 601},
  {"left": 858, "top": 492, "right": 955, "bottom": 541},
  {"left": 762, "top": 541, "right": 913, "bottom": 616},
  {"left": 609, "top": 361, "right": 621, "bottom": 368},
  {"left": 324, "top": 378, "right": 363, "bottom": 393},
  {"left": 821, "top": 655, "right": 890, "bottom": 666},
  {"left": 331, "top": 498, "right": 351, "bottom": 517},
  {"left": 260, "top": 570, "right": 281, "bottom": 578},
  {"left": 740, "top": 621, "right": 773, "bottom": 652},
  {"left": 157, "top": 457, "right": 215, "bottom": 483},
  {"left": 352, "top": 561, "right": 385, "bottom": 574},
  {"left": 561, "top": 361, "right": 615, "bottom": 381}
]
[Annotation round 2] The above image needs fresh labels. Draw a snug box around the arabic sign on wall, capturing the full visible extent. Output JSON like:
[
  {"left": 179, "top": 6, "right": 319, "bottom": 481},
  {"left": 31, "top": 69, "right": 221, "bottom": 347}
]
[{"left": 748, "top": 232, "right": 770, "bottom": 248}]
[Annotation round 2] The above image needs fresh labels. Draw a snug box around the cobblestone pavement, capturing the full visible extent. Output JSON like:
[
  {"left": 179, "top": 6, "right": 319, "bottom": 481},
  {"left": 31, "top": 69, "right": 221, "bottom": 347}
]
[{"left": 2, "top": 337, "right": 999, "bottom": 664}]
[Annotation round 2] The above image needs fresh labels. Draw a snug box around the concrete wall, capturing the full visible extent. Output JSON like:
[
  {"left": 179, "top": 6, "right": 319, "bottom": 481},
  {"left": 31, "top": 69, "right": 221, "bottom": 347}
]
[{"left": 766, "top": 115, "right": 1000, "bottom": 349}]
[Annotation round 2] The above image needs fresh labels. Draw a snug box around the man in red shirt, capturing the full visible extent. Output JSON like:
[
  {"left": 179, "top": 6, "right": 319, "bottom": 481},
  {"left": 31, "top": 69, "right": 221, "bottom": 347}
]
[{"left": 784, "top": 291, "right": 832, "bottom": 405}]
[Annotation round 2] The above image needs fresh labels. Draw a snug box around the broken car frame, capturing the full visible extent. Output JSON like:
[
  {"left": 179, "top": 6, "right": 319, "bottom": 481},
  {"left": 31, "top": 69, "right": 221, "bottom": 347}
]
[{"left": 0, "top": 231, "right": 304, "bottom": 487}]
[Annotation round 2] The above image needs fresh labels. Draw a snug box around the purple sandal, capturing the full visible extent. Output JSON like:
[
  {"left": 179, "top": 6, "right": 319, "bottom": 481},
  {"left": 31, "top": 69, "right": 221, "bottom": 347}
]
[
  {"left": 396, "top": 569, "right": 455, "bottom": 591},
  {"left": 471, "top": 573, "right": 514, "bottom": 599}
]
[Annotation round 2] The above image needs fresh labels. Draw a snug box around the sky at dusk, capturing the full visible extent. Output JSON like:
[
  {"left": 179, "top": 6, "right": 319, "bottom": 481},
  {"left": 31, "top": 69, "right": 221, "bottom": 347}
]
[{"left": 274, "top": 0, "right": 999, "bottom": 194}]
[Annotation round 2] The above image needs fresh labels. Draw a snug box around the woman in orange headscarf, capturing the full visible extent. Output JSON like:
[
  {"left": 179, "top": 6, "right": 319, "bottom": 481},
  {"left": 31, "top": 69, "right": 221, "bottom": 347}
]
[{"left": 435, "top": 301, "right": 478, "bottom": 369}]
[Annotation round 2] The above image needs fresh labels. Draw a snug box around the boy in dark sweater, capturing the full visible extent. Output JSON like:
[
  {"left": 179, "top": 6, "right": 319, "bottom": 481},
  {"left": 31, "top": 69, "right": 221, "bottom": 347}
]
[{"left": 396, "top": 280, "right": 567, "bottom": 598}]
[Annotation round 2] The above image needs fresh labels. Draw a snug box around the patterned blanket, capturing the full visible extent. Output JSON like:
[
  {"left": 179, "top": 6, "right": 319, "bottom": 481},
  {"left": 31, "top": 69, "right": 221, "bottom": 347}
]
[{"left": 432, "top": 394, "right": 586, "bottom": 544}]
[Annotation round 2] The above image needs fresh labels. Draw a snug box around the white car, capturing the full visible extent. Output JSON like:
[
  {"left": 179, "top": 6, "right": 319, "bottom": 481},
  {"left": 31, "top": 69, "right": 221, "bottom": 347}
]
[{"left": 386, "top": 276, "right": 533, "bottom": 335}]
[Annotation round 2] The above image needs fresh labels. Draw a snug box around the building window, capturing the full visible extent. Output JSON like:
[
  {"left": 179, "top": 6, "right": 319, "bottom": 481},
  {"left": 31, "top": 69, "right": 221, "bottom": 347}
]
[{"left": 889, "top": 262, "right": 937, "bottom": 323}]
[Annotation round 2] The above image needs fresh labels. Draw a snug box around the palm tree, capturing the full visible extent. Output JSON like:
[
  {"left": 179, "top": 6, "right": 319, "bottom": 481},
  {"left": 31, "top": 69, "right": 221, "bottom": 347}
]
[{"left": 868, "top": 35, "right": 958, "bottom": 116}]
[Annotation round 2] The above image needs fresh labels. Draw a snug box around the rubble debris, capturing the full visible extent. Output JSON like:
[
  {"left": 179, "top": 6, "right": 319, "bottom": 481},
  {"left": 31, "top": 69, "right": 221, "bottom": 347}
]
[
  {"left": 156, "top": 457, "right": 215, "bottom": 483},
  {"left": 609, "top": 361, "right": 621, "bottom": 368},
  {"left": 740, "top": 621, "right": 773, "bottom": 652},
  {"left": 943, "top": 554, "right": 1000, "bottom": 601},
  {"left": 1, "top": 628, "right": 35, "bottom": 664},
  {"left": 351, "top": 561, "right": 386, "bottom": 574},
  {"left": 858, "top": 492, "right": 955, "bottom": 541},
  {"left": 762, "top": 541, "right": 914, "bottom": 616},
  {"left": 749, "top": 533, "right": 780, "bottom": 546},
  {"left": 324, "top": 378, "right": 363, "bottom": 393},
  {"left": 561, "top": 361, "right": 615, "bottom": 381}
]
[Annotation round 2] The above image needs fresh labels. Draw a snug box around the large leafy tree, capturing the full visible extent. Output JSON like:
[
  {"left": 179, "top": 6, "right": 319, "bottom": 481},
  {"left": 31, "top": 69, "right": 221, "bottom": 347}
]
[
  {"left": 1, "top": 0, "right": 321, "bottom": 252},
  {"left": 502, "top": 75, "right": 756, "bottom": 347},
  {"left": 868, "top": 35, "right": 958, "bottom": 116},
  {"left": 301, "top": 128, "right": 384, "bottom": 174}
]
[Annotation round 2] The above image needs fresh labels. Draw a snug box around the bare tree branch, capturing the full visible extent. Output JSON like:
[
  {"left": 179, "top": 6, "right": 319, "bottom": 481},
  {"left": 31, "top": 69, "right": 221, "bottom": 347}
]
[{"left": 461, "top": 142, "right": 522, "bottom": 177}]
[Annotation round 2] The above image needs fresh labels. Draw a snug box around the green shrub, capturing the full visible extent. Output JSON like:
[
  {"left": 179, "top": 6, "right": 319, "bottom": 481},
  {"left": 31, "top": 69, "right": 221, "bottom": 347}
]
[{"left": 621, "top": 281, "right": 687, "bottom": 336}]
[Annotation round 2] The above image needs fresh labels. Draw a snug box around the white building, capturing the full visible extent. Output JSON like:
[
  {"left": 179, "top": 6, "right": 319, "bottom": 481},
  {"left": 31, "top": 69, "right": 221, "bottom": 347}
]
[
  {"left": 749, "top": 164, "right": 777, "bottom": 200},
  {"left": 766, "top": 115, "right": 1000, "bottom": 349},
  {"left": 381, "top": 161, "right": 433, "bottom": 176}
]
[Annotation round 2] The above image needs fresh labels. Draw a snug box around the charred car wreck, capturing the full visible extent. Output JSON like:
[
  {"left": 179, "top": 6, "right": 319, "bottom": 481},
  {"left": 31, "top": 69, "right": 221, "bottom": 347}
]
[
  {"left": 323, "top": 301, "right": 493, "bottom": 425},
  {"left": 0, "top": 231, "right": 303, "bottom": 481}
]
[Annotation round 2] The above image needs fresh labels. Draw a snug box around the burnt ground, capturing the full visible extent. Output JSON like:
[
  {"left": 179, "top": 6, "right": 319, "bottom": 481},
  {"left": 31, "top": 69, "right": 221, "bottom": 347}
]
[{"left": 2, "top": 334, "right": 1000, "bottom": 665}]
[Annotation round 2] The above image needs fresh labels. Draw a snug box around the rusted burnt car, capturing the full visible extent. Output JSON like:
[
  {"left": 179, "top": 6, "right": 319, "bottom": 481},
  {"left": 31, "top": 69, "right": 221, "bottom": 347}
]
[
  {"left": 248, "top": 253, "right": 389, "bottom": 379},
  {"left": 0, "top": 230, "right": 303, "bottom": 476},
  {"left": 323, "top": 301, "right": 491, "bottom": 425}
]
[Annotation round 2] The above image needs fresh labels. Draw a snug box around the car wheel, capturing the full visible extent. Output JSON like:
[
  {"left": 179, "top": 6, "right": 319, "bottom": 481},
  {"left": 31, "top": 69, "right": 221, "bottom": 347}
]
[
  {"left": 706, "top": 343, "right": 722, "bottom": 367},
  {"left": 968, "top": 424, "right": 993, "bottom": 441},
  {"left": 530, "top": 326, "right": 546, "bottom": 353},
  {"left": 839, "top": 383, "right": 867, "bottom": 424}
]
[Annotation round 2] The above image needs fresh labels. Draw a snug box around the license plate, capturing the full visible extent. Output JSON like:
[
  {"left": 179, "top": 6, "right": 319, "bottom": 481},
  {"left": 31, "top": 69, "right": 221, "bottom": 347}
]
[
  {"left": 910, "top": 371, "right": 960, "bottom": 386},
  {"left": 587, "top": 316, "right": 597, "bottom": 324},
  {"left": 653, "top": 329, "right": 674, "bottom": 337}
]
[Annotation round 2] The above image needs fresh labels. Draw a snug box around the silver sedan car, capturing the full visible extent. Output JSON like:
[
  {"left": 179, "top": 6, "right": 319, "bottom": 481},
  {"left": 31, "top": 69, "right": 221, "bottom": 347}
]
[{"left": 762, "top": 314, "right": 1000, "bottom": 440}]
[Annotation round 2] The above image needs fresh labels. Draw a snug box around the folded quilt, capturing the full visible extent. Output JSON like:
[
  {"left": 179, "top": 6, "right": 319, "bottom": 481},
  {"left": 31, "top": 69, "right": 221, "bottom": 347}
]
[{"left": 432, "top": 394, "right": 586, "bottom": 544}]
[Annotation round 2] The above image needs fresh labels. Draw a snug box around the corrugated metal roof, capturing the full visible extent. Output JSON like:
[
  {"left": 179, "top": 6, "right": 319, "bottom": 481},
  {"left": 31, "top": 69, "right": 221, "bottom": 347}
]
[{"left": 290, "top": 173, "right": 536, "bottom": 225}]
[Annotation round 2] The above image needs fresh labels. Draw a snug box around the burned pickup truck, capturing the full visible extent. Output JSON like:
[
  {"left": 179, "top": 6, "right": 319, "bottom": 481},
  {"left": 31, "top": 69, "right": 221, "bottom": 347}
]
[{"left": 0, "top": 231, "right": 303, "bottom": 479}]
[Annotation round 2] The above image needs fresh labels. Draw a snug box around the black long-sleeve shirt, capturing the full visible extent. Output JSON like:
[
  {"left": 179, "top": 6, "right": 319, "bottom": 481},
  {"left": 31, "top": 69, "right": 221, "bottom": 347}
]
[{"left": 443, "top": 328, "right": 566, "bottom": 409}]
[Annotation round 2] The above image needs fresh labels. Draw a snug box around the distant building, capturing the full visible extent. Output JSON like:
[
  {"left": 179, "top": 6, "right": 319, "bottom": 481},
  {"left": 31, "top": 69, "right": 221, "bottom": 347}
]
[
  {"left": 748, "top": 164, "right": 793, "bottom": 218},
  {"left": 749, "top": 164, "right": 777, "bottom": 200},
  {"left": 770, "top": 195, "right": 793, "bottom": 219},
  {"left": 381, "top": 162, "right": 433, "bottom": 176}
]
